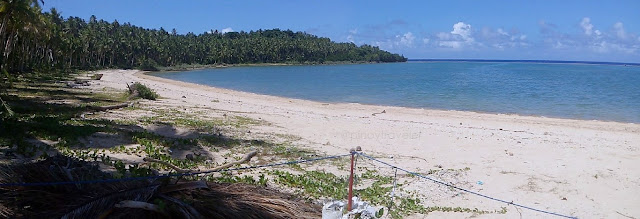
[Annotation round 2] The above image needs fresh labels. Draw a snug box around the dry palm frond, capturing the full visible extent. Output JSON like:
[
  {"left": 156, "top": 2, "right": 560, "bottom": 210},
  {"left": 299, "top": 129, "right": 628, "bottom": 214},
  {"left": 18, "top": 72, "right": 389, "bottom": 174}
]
[
  {"left": 0, "top": 156, "right": 160, "bottom": 218},
  {"left": 174, "top": 183, "right": 321, "bottom": 219},
  {"left": 158, "top": 194, "right": 203, "bottom": 219},
  {"left": 61, "top": 185, "right": 160, "bottom": 219},
  {"left": 0, "top": 155, "right": 321, "bottom": 219}
]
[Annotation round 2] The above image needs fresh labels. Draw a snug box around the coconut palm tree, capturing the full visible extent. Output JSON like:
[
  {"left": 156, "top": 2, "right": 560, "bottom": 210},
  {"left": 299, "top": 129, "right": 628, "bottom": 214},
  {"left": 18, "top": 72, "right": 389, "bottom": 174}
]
[{"left": 0, "top": 0, "right": 43, "bottom": 71}]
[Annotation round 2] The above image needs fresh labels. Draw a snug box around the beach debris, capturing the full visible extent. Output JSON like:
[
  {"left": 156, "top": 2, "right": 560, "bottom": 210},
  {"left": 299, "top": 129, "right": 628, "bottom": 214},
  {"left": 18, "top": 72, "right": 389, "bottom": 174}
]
[
  {"left": 371, "top": 110, "right": 386, "bottom": 116},
  {"left": 145, "top": 150, "right": 257, "bottom": 173},
  {"left": 322, "top": 197, "right": 381, "bottom": 219},
  {"left": 182, "top": 95, "right": 186, "bottom": 98},
  {"left": 477, "top": 181, "right": 484, "bottom": 185},
  {"left": 504, "top": 150, "right": 514, "bottom": 156},
  {"left": 66, "top": 79, "right": 91, "bottom": 88},
  {"left": 91, "top": 74, "right": 103, "bottom": 80},
  {"left": 322, "top": 200, "right": 345, "bottom": 219}
]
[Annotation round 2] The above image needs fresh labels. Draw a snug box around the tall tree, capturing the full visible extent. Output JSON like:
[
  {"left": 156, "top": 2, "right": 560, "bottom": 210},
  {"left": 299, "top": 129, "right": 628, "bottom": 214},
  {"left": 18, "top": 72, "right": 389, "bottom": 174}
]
[{"left": 0, "top": 0, "right": 43, "bottom": 71}]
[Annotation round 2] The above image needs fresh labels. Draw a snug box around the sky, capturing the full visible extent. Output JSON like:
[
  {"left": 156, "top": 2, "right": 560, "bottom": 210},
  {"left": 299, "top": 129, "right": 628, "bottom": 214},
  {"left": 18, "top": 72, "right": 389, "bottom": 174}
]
[{"left": 44, "top": 0, "right": 640, "bottom": 63}]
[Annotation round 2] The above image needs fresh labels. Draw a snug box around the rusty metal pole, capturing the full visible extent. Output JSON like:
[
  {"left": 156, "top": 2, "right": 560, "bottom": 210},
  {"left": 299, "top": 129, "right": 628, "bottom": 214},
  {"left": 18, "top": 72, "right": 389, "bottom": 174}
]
[
  {"left": 347, "top": 146, "right": 361, "bottom": 212},
  {"left": 347, "top": 148, "right": 355, "bottom": 211}
]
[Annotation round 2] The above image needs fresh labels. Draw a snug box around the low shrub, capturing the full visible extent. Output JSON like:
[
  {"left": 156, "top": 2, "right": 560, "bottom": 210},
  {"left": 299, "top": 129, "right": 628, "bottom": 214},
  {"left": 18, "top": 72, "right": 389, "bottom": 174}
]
[{"left": 128, "top": 82, "right": 159, "bottom": 100}]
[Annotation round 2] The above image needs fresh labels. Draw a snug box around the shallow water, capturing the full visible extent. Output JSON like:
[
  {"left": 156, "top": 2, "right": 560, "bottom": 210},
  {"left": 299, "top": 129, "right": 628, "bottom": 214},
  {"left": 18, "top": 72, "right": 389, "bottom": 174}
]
[{"left": 153, "top": 61, "right": 640, "bottom": 123}]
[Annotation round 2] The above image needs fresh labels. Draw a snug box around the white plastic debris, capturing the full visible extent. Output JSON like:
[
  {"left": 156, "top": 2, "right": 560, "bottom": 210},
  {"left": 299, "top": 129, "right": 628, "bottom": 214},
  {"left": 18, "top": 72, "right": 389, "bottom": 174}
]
[
  {"left": 322, "top": 197, "right": 381, "bottom": 219},
  {"left": 322, "top": 200, "right": 345, "bottom": 219}
]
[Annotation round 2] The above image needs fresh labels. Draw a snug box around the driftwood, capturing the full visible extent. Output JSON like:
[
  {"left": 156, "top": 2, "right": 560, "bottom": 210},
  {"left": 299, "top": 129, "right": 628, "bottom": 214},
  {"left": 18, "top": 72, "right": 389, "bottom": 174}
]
[
  {"left": 144, "top": 150, "right": 258, "bottom": 174},
  {"left": 371, "top": 109, "right": 386, "bottom": 116},
  {"left": 89, "top": 102, "right": 134, "bottom": 112},
  {"left": 143, "top": 157, "right": 190, "bottom": 173}
]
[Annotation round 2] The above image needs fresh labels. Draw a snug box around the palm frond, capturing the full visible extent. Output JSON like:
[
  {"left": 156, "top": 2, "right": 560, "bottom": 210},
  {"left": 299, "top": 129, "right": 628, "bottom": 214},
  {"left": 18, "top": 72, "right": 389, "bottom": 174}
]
[
  {"left": 0, "top": 96, "right": 13, "bottom": 117},
  {"left": 61, "top": 185, "right": 159, "bottom": 219}
]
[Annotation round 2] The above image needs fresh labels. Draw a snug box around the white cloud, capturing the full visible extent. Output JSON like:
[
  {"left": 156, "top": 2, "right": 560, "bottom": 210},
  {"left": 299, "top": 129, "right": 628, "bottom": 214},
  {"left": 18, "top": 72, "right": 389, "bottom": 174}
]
[
  {"left": 439, "top": 41, "right": 464, "bottom": 49},
  {"left": 347, "top": 35, "right": 355, "bottom": 43},
  {"left": 221, "top": 27, "right": 234, "bottom": 33},
  {"left": 614, "top": 22, "right": 626, "bottom": 39},
  {"left": 541, "top": 18, "right": 639, "bottom": 55},
  {"left": 347, "top": 29, "right": 357, "bottom": 43},
  {"left": 497, "top": 28, "right": 509, "bottom": 36},
  {"left": 436, "top": 32, "right": 450, "bottom": 40},
  {"left": 436, "top": 22, "right": 476, "bottom": 49},
  {"left": 423, "top": 38, "right": 430, "bottom": 44},
  {"left": 451, "top": 22, "right": 473, "bottom": 41},
  {"left": 475, "top": 26, "right": 528, "bottom": 50},
  {"left": 399, "top": 32, "right": 415, "bottom": 46},
  {"left": 580, "top": 17, "right": 594, "bottom": 36},
  {"left": 372, "top": 32, "right": 416, "bottom": 50}
]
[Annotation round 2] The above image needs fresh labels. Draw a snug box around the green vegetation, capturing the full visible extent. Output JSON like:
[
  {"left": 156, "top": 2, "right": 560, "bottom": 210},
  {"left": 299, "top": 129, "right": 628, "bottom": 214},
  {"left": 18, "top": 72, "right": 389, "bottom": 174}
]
[
  {"left": 0, "top": 1, "right": 406, "bottom": 74},
  {"left": 0, "top": 74, "right": 508, "bottom": 218},
  {"left": 128, "top": 82, "right": 159, "bottom": 100}
]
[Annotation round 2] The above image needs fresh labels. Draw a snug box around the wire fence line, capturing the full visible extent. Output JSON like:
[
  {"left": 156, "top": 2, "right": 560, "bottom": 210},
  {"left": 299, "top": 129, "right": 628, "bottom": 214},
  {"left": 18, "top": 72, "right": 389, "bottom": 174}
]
[
  {"left": 0, "top": 151, "right": 577, "bottom": 218},
  {"left": 0, "top": 153, "right": 351, "bottom": 187},
  {"left": 356, "top": 152, "right": 578, "bottom": 219}
]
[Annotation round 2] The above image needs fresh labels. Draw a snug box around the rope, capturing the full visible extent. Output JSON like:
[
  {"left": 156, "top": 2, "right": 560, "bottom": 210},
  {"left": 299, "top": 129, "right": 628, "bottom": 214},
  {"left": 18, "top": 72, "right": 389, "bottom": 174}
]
[
  {"left": 356, "top": 152, "right": 577, "bottom": 219},
  {"left": 0, "top": 153, "right": 351, "bottom": 187}
]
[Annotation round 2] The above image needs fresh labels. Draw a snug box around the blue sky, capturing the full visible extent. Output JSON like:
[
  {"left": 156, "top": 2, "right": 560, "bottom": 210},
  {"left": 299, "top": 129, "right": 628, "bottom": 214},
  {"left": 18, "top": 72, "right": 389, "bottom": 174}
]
[{"left": 45, "top": 0, "right": 640, "bottom": 63}]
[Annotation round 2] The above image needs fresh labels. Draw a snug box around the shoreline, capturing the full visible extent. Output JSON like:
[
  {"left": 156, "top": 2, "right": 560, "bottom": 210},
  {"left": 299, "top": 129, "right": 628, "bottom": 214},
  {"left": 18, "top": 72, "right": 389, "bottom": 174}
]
[
  {"left": 155, "top": 60, "right": 391, "bottom": 72},
  {"left": 92, "top": 69, "right": 639, "bottom": 218},
  {"left": 144, "top": 70, "right": 638, "bottom": 127}
]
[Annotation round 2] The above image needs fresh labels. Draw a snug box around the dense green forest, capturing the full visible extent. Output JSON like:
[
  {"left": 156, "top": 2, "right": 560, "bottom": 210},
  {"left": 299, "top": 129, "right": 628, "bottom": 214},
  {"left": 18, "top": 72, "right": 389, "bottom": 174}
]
[{"left": 0, "top": 0, "right": 406, "bottom": 74}]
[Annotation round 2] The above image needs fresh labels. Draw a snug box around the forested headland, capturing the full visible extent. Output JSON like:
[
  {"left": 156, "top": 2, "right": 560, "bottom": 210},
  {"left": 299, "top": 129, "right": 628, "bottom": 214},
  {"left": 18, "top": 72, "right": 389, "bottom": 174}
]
[{"left": 0, "top": 1, "right": 406, "bottom": 74}]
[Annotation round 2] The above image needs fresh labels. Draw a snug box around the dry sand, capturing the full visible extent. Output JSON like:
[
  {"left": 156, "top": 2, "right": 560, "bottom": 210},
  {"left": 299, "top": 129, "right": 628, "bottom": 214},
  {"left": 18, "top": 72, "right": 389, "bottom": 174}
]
[{"left": 91, "top": 69, "right": 639, "bottom": 219}]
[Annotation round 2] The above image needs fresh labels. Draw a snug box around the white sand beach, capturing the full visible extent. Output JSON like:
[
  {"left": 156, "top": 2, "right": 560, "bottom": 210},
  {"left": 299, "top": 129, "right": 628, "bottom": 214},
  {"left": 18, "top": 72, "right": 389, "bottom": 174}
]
[{"left": 91, "top": 69, "right": 640, "bottom": 218}]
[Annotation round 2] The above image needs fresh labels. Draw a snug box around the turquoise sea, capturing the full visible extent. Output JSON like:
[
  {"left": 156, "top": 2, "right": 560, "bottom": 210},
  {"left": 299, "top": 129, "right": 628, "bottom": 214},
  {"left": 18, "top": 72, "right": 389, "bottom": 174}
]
[{"left": 153, "top": 61, "right": 640, "bottom": 123}]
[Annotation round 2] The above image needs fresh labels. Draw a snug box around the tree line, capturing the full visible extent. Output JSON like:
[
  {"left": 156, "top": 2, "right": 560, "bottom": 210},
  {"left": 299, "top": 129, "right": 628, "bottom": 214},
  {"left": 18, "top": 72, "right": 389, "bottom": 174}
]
[{"left": 0, "top": 0, "right": 406, "bottom": 74}]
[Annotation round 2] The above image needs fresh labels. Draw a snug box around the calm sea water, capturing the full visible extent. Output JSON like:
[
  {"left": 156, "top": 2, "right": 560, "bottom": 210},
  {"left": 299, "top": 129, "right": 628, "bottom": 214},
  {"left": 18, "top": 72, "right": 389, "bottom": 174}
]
[{"left": 153, "top": 62, "right": 640, "bottom": 123}]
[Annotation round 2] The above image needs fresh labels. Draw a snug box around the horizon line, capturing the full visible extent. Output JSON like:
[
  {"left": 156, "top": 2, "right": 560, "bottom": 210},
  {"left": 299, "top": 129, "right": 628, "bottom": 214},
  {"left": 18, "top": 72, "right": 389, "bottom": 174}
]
[{"left": 407, "top": 59, "right": 640, "bottom": 66}]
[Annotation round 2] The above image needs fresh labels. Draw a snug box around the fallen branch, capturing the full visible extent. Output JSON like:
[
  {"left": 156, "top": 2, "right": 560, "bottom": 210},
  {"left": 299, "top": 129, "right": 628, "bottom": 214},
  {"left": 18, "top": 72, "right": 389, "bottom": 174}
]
[
  {"left": 144, "top": 150, "right": 258, "bottom": 174},
  {"left": 143, "top": 157, "right": 189, "bottom": 173},
  {"left": 89, "top": 102, "right": 134, "bottom": 111},
  {"left": 207, "top": 150, "right": 258, "bottom": 172},
  {"left": 371, "top": 110, "right": 386, "bottom": 116}
]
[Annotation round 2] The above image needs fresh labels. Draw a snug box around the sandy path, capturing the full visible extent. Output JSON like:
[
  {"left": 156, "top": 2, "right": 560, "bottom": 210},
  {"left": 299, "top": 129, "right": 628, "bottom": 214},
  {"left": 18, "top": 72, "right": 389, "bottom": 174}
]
[{"left": 91, "top": 69, "right": 639, "bottom": 218}]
